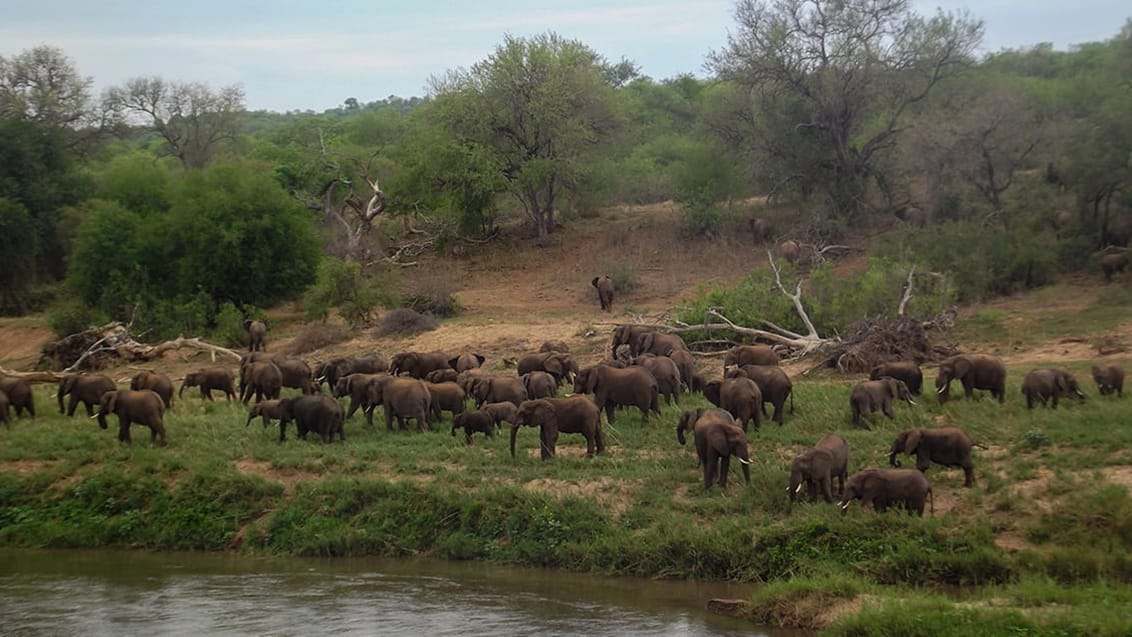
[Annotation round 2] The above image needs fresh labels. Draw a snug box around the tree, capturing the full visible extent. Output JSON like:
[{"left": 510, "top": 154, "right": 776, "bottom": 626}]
[
  {"left": 106, "top": 77, "right": 245, "bottom": 169},
  {"left": 708, "top": 0, "right": 983, "bottom": 217},
  {"left": 0, "top": 198, "right": 38, "bottom": 314},
  {"left": 429, "top": 32, "right": 621, "bottom": 244}
]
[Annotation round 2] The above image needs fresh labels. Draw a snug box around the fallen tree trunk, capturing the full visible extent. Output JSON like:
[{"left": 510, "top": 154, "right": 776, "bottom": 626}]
[{"left": 35, "top": 322, "right": 242, "bottom": 372}]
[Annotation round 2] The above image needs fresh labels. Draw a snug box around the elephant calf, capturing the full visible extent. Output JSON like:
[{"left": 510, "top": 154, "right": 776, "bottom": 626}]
[
  {"left": 849, "top": 377, "right": 915, "bottom": 428},
  {"left": 0, "top": 377, "right": 35, "bottom": 418},
  {"left": 180, "top": 368, "right": 237, "bottom": 402},
  {"left": 452, "top": 410, "right": 496, "bottom": 445},
  {"left": 246, "top": 399, "right": 286, "bottom": 428},
  {"left": 1093, "top": 364, "right": 1125, "bottom": 397},
  {"left": 1022, "top": 368, "right": 1086, "bottom": 409},
  {"left": 789, "top": 433, "right": 849, "bottom": 504},
  {"left": 840, "top": 469, "right": 933, "bottom": 517},
  {"left": 481, "top": 401, "right": 519, "bottom": 429},
  {"left": 888, "top": 426, "right": 980, "bottom": 487}
]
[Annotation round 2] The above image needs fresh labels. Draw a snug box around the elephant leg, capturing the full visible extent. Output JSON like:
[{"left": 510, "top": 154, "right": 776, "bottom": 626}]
[
  {"left": 719, "top": 456, "right": 731, "bottom": 488},
  {"left": 773, "top": 402, "right": 784, "bottom": 425},
  {"left": 806, "top": 478, "right": 817, "bottom": 501},
  {"left": 703, "top": 451, "right": 717, "bottom": 489},
  {"left": 882, "top": 400, "right": 894, "bottom": 419},
  {"left": 1026, "top": 394, "right": 1034, "bottom": 409},
  {"left": 118, "top": 418, "right": 131, "bottom": 443},
  {"left": 821, "top": 476, "right": 833, "bottom": 503},
  {"left": 1051, "top": 393, "right": 1059, "bottom": 409},
  {"left": 962, "top": 464, "right": 974, "bottom": 488},
  {"left": 542, "top": 427, "right": 559, "bottom": 460},
  {"left": 604, "top": 402, "right": 616, "bottom": 425},
  {"left": 851, "top": 403, "right": 860, "bottom": 427}
]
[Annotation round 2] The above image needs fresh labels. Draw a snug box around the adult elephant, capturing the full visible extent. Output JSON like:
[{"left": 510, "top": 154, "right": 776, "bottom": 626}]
[
  {"left": 635, "top": 331, "right": 689, "bottom": 357},
  {"left": 539, "top": 340, "right": 570, "bottom": 353},
  {"left": 703, "top": 377, "right": 762, "bottom": 432},
  {"left": 277, "top": 394, "right": 344, "bottom": 443},
  {"left": 130, "top": 370, "right": 174, "bottom": 408},
  {"left": 390, "top": 351, "right": 452, "bottom": 379},
  {"left": 935, "top": 354, "right": 1006, "bottom": 404},
  {"left": 521, "top": 371, "right": 558, "bottom": 400},
  {"left": 97, "top": 389, "right": 167, "bottom": 446},
  {"left": 667, "top": 349, "right": 696, "bottom": 392},
  {"left": 316, "top": 354, "right": 389, "bottom": 389},
  {"left": 273, "top": 357, "right": 317, "bottom": 395},
  {"left": 510, "top": 396, "right": 604, "bottom": 460},
  {"left": 726, "top": 365, "right": 793, "bottom": 425},
  {"left": 676, "top": 408, "right": 751, "bottom": 489},
  {"left": 849, "top": 378, "right": 916, "bottom": 428},
  {"left": 723, "top": 344, "right": 779, "bottom": 370},
  {"left": 58, "top": 374, "right": 116, "bottom": 417},
  {"left": 448, "top": 352, "right": 486, "bottom": 373},
  {"left": 426, "top": 381, "right": 467, "bottom": 421},
  {"left": 0, "top": 390, "right": 8, "bottom": 427},
  {"left": 426, "top": 369, "right": 459, "bottom": 383},
  {"left": 632, "top": 354, "right": 682, "bottom": 405},
  {"left": 610, "top": 325, "right": 653, "bottom": 358},
  {"left": 0, "top": 376, "right": 36, "bottom": 418},
  {"left": 517, "top": 351, "right": 578, "bottom": 386},
  {"left": 240, "top": 361, "right": 283, "bottom": 404},
  {"left": 789, "top": 433, "right": 849, "bottom": 504},
  {"left": 749, "top": 217, "right": 770, "bottom": 244},
  {"left": 1093, "top": 364, "right": 1125, "bottom": 397},
  {"left": 180, "top": 368, "right": 237, "bottom": 402},
  {"left": 334, "top": 373, "right": 386, "bottom": 423},
  {"left": 369, "top": 375, "right": 432, "bottom": 431},
  {"left": 591, "top": 275, "right": 615, "bottom": 312},
  {"left": 889, "top": 426, "right": 980, "bottom": 487},
  {"left": 574, "top": 364, "right": 660, "bottom": 424},
  {"left": 840, "top": 469, "right": 933, "bottom": 517},
  {"left": 1102, "top": 252, "right": 1128, "bottom": 282},
  {"left": 870, "top": 361, "right": 923, "bottom": 395},
  {"left": 1021, "top": 368, "right": 1086, "bottom": 409},
  {"left": 244, "top": 319, "right": 267, "bottom": 352},
  {"left": 468, "top": 375, "right": 528, "bottom": 408}
]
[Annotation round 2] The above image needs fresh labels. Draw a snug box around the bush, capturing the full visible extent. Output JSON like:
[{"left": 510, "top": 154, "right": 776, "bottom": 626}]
[
  {"left": 212, "top": 303, "right": 264, "bottom": 350},
  {"left": 375, "top": 308, "right": 439, "bottom": 336},
  {"left": 402, "top": 277, "right": 460, "bottom": 317},
  {"left": 305, "top": 259, "right": 396, "bottom": 327},
  {"left": 600, "top": 261, "right": 640, "bottom": 295},
  {"left": 285, "top": 323, "right": 350, "bottom": 355}
]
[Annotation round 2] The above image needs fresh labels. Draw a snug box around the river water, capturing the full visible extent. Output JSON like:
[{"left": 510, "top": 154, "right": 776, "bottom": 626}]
[{"left": 0, "top": 550, "right": 801, "bottom": 636}]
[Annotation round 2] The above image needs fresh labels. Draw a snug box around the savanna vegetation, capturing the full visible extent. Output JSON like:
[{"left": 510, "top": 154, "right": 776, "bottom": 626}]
[{"left": 4, "top": 0, "right": 1132, "bottom": 634}]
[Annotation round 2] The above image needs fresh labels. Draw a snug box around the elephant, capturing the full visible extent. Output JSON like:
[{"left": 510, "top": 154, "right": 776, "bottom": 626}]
[
  {"left": 749, "top": 217, "right": 770, "bottom": 244},
  {"left": 789, "top": 433, "right": 849, "bottom": 504},
  {"left": 521, "top": 371, "right": 558, "bottom": 400},
  {"left": 0, "top": 390, "right": 8, "bottom": 427},
  {"left": 1101, "top": 252, "right": 1128, "bottom": 282},
  {"left": 448, "top": 352, "right": 486, "bottom": 372},
  {"left": 58, "top": 374, "right": 116, "bottom": 417},
  {"left": 273, "top": 357, "right": 317, "bottom": 395},
  {"left": 240, "top": 361, "right": 283, "bottom": 404},
  {"left": 180, "top": 368, "right": 237, "bottom": 402},
  {"left": 426, "top": 369, "right": 459, "bottom": 383},
  {"left": 935, "top": 354, "right": 1007, "bottom": 404},
  {"left": 894, "top": 204, "right": 927, "bottom": 226},
  {"left": 425, "top": 381, "right": 467, "bottom": 420},
  {"left": 574, "top": 364, "right": 660, "bottom": 424},
  {"left": 510, "top": 396, "right": 604, "bottom": 460},
  {"left": 667, "top": 349, "right": 696, "bottom": 392},
  {"left": 452, "top": 409, "right": 496, "bottom": 444},
  {"left": 778, "top": 239, "right": 801, "bottom": 264},
  {"left": 456, "top": 368, "right": 491, "bottom": 394},
  {"left": 1092, "top": 364, "right": 1125, "bottom": 397},
  {"left": 390, "top": 351, "right": 452, "bottom": 379},
  {"left": 676, "top": 408, "right": 751, "bottom": 489},
  {"left": 0, "top": 376, "right": 35, "bottom": 418},
  {"left": 726, "top": 365, "right": 793, "bottom": 425},
  {"left": 610, "top": 325, "right": 654, "bottom": 358},
  {"left": 246, "top": 399, "right": 286, "bottom": 428},
  {"left": 369, "top": 375, "right": 432, "bottom": 431},
  {"left": 517, "top": 351, "right": 578, "bottom": 386},
  {"left": 468, "top": 375, "right": 528, "bottom": 408},
  {"left": 96, "top": 389, "right": 167, "bottom": 446},
  {"left": 632, "top": 354, "right": 682, "bottom": 405},
  {"left": 592, "top": 275, "right": 615, "bottom": 312},
  {"left": 703, "top": 377, "right": 762, "bottom": 432},
  {"left": 334, "top": 373, "right": 387, "bottom": 424},
  {"left": 244, "top": 319, "right": 267, "bottom": 352},
  {"left": 130, "top": 370, "right": 174, "bottom": 408},
  {"left": 870, "top": 361, "right": 923, "bottom": 395},
  {"left": 849, "top": 377, "right": 916, "bottom": 428},
  {"left": 840, "top": 469, "right": 933, "bottom": 517},
  {"left": 1021, "top": 368, "right": 1086, "bottom": 409},
  {"left": 888, "top": 426, "right": 980, "bottom": 487},
  {"left": 723, "top": 345, "right": 779, "bottom": 370},
  {"left": 539, "top": 340, "right": 570, "bottom": 353},
  {"left": 481, "top": 401, "right": 519, "bottom": 428},
  {"left": 277, "top": 395, "right": 344, "bottom": 443},
  {"left": 315, "top": 354, "right": 389, "bottom": 389},
  {"left": 635, "top": 331, "right": 689, "bottom": 357}
]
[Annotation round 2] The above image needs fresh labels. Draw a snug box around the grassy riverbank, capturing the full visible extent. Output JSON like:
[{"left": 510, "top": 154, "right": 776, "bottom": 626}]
[{"left": 3, "top": 358, "right": 1132, "bottom": 635}]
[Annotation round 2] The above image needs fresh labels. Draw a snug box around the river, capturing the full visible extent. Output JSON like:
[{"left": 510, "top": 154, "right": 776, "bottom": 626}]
[{"left": 0, "top": 550, "right": 802, "bottom": 636}]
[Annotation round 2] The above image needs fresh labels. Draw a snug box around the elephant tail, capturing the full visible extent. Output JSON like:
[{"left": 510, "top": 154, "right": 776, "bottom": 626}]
[
  {"left": 789, "top": 389, "right": 795, "bottom": 414},
  {"left": 928, "top": 487, "right": 934, "bottom": 516}
]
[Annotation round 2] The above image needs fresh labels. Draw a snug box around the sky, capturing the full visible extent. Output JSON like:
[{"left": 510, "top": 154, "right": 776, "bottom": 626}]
[{"left": 1, "top": 1, "right": 1128, "bottom": 113}]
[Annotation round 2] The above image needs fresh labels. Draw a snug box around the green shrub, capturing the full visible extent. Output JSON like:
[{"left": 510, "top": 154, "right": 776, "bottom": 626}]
[
  {"left": 600, "top": 261, "right": 640, "bottom": 294},
  {"left": 212, "top": 302, "right": 263, "bottom": 349},
  {"left": 305, "top": 259, "right": 394, "bottom": 326}
]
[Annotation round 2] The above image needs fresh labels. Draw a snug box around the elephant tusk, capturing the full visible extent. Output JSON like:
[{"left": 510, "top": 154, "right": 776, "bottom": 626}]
[
  {"left": 908, "top": 399, "right": 917, "bottom": 406},
  {"left": 840, "top": 501, "right": 850, "bottom": 510},
  {"left": 737, "top": 457, "right": 750, "bottom": 465},
  {"left": 936, "top": 385, "right": 946, "bottom": 394},
  {"left": 89, "top": 414, "right": 100, "bottom": 419},
  {"left": 794, "top": 483, "right": 803, "bottom": 494}
]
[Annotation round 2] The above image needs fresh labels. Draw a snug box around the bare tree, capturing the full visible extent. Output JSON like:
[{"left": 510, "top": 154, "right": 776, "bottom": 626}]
[{"left": 106, "top": 77, "right": 244, "bottom": 168}]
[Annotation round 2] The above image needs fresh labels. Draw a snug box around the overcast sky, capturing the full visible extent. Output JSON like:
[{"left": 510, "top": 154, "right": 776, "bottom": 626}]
[{"left": 1, "top": 1, "right": 1128, "bottom": 112}]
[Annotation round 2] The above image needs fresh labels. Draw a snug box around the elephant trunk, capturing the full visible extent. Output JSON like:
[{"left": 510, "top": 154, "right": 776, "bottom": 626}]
[
  {"left": 676, "top": 425, "right": 687, "bottom": 446},
  {"left": 839, "top": 500, "right": 850, "bottom": 515},
  {"left": 888, "top": 450, "right": 901, "bottom": 467},
  {"left": 179, "top": 382, "right": 188, "bottom": 399},
  {"left": 57, "top": 386, "right": 65, "bottom": 414},
  {"left": 96, "top": 411, "right": 109, "bottom": 430},
  {"left": 509, "top": 424, "right": 521, "bottom": 458},
  {"left": 740, "top": 461, "right": 750, "bottom": 486}
]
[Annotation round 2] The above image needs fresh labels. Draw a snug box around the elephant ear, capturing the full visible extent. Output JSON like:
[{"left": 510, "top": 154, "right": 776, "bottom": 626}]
[
  {"left": 105, "top": 391, "right": 118, "bottom": 413},
  {"left": 904, "top": 428, "right": 923, "bottom": 455},
  {"left": 592, "top": 277, "right": 600, "bottom": 288},
  {"left": 448, "top": 356, "right": 460, "bottom": 370},
  {"left": 243, "top": 319, "right": 253, "bottom": 332},
  {"left": 1056, "top": 371, "right": 1069, "bottom": 392},
  {"left": 544, "top": 356, "right": 564, "bottom": 376},
  {"left": 954, "top": 357, "right": 972, "bottom": 379},
  {"left": 474, "top": 354, "right": 485, "bottom": 366},
  {"left": 639, "top": 332, "right": 655, "bottom": 353},
  {"left": 585, "top": 367, "right": 601, "bottom": 394}
]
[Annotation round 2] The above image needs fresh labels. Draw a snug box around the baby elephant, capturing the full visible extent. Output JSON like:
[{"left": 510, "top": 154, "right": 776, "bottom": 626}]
[
  {"left": 481, "top": 401, "right": 519, "bottom": 429},
  {"left": 789, "top": 433, "right": 849, "bottom": 504},
  {"left": 888, "top": 426, "right": 980, "bottom": 487},
  {"left": 451, "top": 410, "right": 496, "bottom": 444},
  {"left": 849, "top": 377, "right": 915, "bottom": 428},
  {"left": 1021, "top": 368, "right": 1086, "bottom": 409},
  {"left": 840, "top": 468, "right": 933, "bottom": 517},
  {"left": 247, "top": 399, "right": 286, "bottom": 428},
  {"left": 1092, "top": 364, "right": 1124, "bottom": 398}
]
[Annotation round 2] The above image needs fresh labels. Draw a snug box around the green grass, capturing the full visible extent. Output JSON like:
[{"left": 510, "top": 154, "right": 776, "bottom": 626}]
[{"left": 4, "top": 363, "right": 1132, "bottom": 632}]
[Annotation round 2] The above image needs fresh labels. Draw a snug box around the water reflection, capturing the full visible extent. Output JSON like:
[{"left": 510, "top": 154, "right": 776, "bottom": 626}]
[{"left": 0, "top": 550, "right": 798, "bottom": 636}]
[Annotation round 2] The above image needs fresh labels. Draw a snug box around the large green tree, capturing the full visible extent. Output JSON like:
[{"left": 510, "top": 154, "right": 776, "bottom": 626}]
[
  {"left": 429, "top": 32, "right": 622, "bottom": 244},
  {"left": 708, "top": 0, "right": 983, "bottom": 217}
]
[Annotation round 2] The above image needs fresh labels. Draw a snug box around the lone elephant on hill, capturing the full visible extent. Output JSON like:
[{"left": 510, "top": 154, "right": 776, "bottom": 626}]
[
  {"left": 244, "top": 319, "right": 267, "bottom": 352},
  {"left": 592, "top": 275, "right": 615, "bottom": 312}
]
